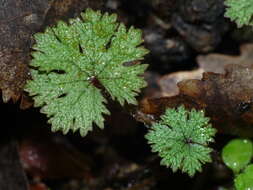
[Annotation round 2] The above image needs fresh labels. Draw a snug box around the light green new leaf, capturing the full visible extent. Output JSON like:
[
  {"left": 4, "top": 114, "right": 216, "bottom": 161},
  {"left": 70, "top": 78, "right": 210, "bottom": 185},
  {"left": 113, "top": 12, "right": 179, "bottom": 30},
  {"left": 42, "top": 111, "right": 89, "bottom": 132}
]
[
  {"left": 225, "top": 0, "right": 253, "bottom": 27},
  {"left": 25, "top": 9, "right": 149, "bottom": 136},
  {"left": 235, "top": 164, "right": 253, "bottom": 190},
  {"left": 145, "top": 106, "right": 216, "bottom": 177},
  {"left": 222, "top": 139, "right": 253, "bottom": 174}
]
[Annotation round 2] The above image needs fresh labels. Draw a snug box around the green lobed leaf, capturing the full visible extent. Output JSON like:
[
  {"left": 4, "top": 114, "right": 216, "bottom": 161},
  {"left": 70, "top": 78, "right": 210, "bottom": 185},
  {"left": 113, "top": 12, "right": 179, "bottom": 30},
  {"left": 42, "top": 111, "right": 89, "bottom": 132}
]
[
  {"left": 235, "top": 164, "right": 253, "bottom": 190},
  {"left": 222, "top": 139, "right": 253, "bottom": 174},
  {"left": 25, "top": 9, "right": 149, "bottom": 136},
  {"left": 145, "top": 106, "right": 216, "bottom": 177},
  {"left": 225, "top": 0, "right": 253, "bottom": 27}
]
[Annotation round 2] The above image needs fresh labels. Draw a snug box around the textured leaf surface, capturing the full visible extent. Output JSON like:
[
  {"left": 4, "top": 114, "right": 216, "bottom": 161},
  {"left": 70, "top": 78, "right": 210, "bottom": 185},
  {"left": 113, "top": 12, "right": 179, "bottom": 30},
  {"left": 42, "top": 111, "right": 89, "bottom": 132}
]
[
  {"left": 0, "top": 0, "right": 104, "bottom": 107},
  {"left": 145, "top": 106, "right": 216, "bottom": 177},
  {"left": 235, "top": 164, "right": 253, "bottom": 190},
  {"left": 225, "top": 0, "right": 253, "bottom": 27},
  {"left": 25, "top": 9, "right": 148, "bottom": 136},
  {"left": 222, "top": 139, "right": 253, "bottom": 174}
]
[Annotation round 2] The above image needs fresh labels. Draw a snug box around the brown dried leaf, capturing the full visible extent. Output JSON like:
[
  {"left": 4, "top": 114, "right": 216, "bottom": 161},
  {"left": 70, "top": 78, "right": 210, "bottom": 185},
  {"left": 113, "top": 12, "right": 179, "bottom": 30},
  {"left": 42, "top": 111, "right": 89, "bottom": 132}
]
[
  {"left": 139, "top": 64, "right": 253, "bottom": 136},
  {"left": 197, "top": 43, "right": 253, "bottom": 74},
  {"left": 0, "top": 50, "right": 29, "bottom": 103},
  {"left": 157, "top": 43, "right": 253, "bottom": 98},
  {"left": 158, "top": 69, "right": 203, "bottom": 97},
  {"left": 0, "top": 0, "right": 51, "bottom": 105}
]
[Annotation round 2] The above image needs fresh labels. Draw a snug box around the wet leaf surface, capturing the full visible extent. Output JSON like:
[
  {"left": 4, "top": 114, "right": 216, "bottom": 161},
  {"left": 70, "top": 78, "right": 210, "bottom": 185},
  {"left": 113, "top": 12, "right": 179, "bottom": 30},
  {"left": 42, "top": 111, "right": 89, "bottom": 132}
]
[
  {"left": 235, "top": 164, "right": 253, "bottom": 190},
  {"left": 222, "top": 139, "right": 253, "bottom": 173},
  {"left": 0, "top": 0, "right": 104, "bottom": 107}
]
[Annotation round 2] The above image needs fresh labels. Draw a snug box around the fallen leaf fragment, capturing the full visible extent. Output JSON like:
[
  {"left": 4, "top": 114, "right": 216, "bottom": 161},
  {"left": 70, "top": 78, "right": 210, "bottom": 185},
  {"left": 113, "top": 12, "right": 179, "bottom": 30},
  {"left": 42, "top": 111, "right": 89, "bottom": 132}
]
[
  {"left": 158, "top": 69, "right": 203, "bottom": 97},
  {"left": 0, "top": 0, "right": 51, "bottom": 105},
  {"left": 0, "top": 50, "right": 30, "bottom": 103},
  {"left": 139, "top": 64, "right": 253, "bottom": 137},
  {"left": 155, "top": 43, "right": 253, "bottom": 100},
  {"left": 197, "top": 43, "right": 253, "bottom": 74}
]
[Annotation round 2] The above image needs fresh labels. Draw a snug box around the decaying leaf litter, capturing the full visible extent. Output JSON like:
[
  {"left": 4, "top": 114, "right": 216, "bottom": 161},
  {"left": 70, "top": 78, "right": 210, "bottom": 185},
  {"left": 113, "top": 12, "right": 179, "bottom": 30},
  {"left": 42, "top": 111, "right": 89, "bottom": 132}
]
[{"left": 1, "top": 0, "right": 253, "bottom": 189}]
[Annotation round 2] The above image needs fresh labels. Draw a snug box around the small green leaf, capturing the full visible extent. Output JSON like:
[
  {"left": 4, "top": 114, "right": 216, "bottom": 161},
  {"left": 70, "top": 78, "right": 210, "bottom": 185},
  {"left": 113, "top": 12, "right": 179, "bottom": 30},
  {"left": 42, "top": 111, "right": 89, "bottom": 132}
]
[
  {"left": 25, "top": 9, "right": 148, "bottom": 136},
  {"left": 235, "top": 164, "right": 253, "bottom": 190},
  {"left": 225, "top": 0, "right": 253, "bottom": 27},
  {"left": 145, "top": 106, "right": 216, "bottom": 177},
  {"left": 222, "top": 139, "right": 253, "bottom": 174}
]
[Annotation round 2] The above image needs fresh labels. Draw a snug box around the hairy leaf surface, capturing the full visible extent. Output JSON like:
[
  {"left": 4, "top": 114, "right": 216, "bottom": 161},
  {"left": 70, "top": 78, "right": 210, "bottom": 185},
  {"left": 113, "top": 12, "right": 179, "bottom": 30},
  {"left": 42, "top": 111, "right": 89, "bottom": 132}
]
[
  {"left": 145, "top": 106, "right": 216, "bottom": 176},
  {"left": 225, "top": 0, "right": 253, "bottom": 27},
  {"left": 25, "top": 9, "right": 148, "bottom": 136}
]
